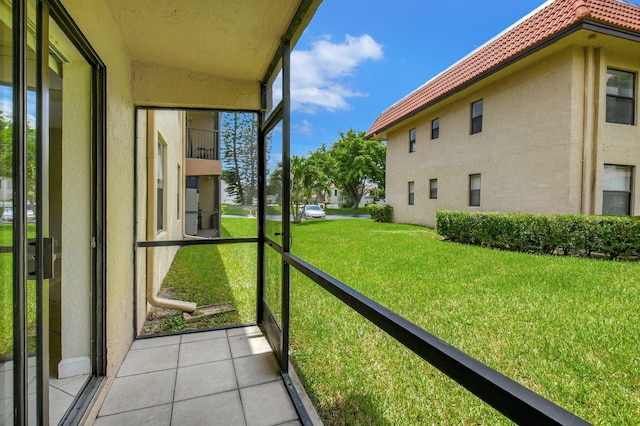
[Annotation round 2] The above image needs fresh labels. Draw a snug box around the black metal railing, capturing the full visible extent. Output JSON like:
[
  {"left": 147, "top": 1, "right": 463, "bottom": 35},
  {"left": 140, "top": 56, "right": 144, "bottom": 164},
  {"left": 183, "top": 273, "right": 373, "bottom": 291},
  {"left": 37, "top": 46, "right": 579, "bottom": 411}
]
[
  {"left": 186, "top": 127, "right": 218, "bottom": 160},
  {"left": 284, "top": 252, "right": 591, "bottom": 425}
]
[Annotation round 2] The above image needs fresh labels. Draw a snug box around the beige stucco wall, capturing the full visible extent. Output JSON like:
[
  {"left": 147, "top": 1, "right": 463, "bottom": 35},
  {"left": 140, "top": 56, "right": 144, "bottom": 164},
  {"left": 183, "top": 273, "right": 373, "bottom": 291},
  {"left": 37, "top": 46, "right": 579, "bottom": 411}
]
[
  {"left": 135, "top": 109, "right": 189, "bottom": 332},
  {"left": 132, "top": 61, "right": 260, "bottom": 110},
  {"left": 146, "top": 110, "right": 184, "bottom": 304},
  {"left": 135, "top": 112, "right": 148, "bottom": 333},
  {"left": 386, "top": 41, "right": 640, "bottom": 228},
  {"left": 387, "top": 49, "right": 577, "bottom": 228},
  {"left": 594, "top": 45, "right": 640, "bottom": 215},
  {"left": 185, "top": 158, "right": 222, "bottom": 176},
  {"left": 59, "top": 59, "right": 92, "bottom": 366},
  {"left": 61, "top": 0, "right": 137, "bottom": 382}
]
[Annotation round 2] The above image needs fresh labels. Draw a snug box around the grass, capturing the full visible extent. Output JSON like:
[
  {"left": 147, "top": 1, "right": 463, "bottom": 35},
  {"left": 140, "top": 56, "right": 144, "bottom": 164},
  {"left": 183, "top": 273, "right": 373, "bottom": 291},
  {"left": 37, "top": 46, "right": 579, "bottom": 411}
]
[
  {"left": 144, "top": 218, "right": 257, "bottom": 333},
  {"left": 288, "top": 220, "right": 640, "bottom": 424},
  {"left": 1, "top": 224, "right": 38, "bottom": 359},
  {"left": 324, "top": 207, "right": 369, "bottom": 215},
  {"left": 143, "top": 218, "right": 639, "bottom": 424},
  {"left": 222, "top": 204, "right": 282, "bottom": 216}
]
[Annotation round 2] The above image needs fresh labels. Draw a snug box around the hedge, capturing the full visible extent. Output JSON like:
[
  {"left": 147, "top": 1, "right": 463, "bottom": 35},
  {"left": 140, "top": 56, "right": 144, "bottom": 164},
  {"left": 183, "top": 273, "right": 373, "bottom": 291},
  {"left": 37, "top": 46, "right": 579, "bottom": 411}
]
[
  {"left": 367, "top": 204, "right": 393, "bottom": 222},
  {"left": 435, "top": 211, "right": 640, "bottom": 260}
]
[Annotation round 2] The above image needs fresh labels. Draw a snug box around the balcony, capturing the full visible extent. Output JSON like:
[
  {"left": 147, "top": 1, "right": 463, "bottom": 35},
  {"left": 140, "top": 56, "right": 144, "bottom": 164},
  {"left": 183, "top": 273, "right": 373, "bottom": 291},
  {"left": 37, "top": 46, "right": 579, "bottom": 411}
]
[
  {"left": 185, "top": 128, "right": 222, "bottom": 180},
  {"left": 186, "top": 128, "right": 219, "bottom": 161}
]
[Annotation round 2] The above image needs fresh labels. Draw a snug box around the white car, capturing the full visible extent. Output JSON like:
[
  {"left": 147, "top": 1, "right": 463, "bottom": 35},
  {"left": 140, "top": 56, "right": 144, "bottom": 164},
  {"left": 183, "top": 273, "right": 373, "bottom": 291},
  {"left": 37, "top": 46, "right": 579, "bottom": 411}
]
[
  {"left": 299, "top": 204, "right": 326, "bottom": 220},
  {"left": 1, "top": 207, "right": 36, "bottom": 223}
]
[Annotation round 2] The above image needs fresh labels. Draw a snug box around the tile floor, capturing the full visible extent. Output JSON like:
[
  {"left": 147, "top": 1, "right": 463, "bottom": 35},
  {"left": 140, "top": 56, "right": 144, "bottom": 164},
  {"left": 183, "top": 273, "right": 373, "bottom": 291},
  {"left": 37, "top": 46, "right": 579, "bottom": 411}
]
[
  {"left": 94, "top": 326, "right": 305, "bottom": 426},
  {"left": 0, "top": 356, "right": 89, "bottom": 425}
]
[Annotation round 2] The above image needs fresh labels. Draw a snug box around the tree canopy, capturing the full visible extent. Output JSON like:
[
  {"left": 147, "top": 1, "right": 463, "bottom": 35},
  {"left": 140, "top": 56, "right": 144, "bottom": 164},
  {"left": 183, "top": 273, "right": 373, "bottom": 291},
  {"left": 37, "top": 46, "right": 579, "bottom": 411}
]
[
  {"left": 328, "top": 129, "right": 385, "bottom": 209},
  {"left": 221, "top": 112, "right": 263, "bottom": 205},
  {"left": 266, "top": 129, "right": 386, "bottom": 213},
  {"left": 289, "top": 153, "right": 331, "bottom": 222},
  {"left": 0, "top": 111, "right": 37, "bottom": 205}
]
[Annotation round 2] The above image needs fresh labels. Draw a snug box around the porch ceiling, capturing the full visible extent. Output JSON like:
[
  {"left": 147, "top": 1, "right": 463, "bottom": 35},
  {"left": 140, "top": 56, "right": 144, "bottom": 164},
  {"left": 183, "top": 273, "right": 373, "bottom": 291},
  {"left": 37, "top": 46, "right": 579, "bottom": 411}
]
[{"left": 103, "top": 0, "right": 319, "bottom": 83}]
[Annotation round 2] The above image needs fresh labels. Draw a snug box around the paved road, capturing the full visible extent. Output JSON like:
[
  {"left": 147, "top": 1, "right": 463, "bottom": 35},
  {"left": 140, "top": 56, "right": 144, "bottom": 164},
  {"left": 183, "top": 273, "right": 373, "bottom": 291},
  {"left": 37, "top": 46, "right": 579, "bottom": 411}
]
[{"left": 223, "top": 214, "right": 370, "bottom": 220}]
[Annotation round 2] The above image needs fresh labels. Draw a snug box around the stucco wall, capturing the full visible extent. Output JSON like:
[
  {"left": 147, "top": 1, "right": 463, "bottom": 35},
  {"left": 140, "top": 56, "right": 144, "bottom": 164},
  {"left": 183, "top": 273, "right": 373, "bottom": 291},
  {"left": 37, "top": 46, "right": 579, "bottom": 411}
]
[
  {"left": 387, "top": 49, "right": 576, "bottom": 228},
  {"left": 148, "top": 110, "right": 184, "bottom": 300},
  {"left": 132, "top": 61, "right": 260, "bottom": 110},
  {"left": 135, "top": 109, "right": 188, "bottom": 331},
  {"left": 135, "top": 112, "right": 148, "bottom": 333},
  {"left": 61, "top": 0, "right": 136, "bottom": 379},
  {"left": 594, "top": 46, "right": 640, "bottom": 215},
  {"left": 60, "top": 59, "right": 92, "bottom": 365}
]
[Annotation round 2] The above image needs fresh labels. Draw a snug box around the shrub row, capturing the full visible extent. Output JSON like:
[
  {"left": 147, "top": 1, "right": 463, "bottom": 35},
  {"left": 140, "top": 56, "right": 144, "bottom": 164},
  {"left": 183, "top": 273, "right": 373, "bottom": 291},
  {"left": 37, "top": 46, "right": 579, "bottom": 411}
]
[
  {"left": 367, "top": 204, "right": 393, "bottom": 222},
  {"left": 435, "top": 210, "right": 640, "bottom": 260}
]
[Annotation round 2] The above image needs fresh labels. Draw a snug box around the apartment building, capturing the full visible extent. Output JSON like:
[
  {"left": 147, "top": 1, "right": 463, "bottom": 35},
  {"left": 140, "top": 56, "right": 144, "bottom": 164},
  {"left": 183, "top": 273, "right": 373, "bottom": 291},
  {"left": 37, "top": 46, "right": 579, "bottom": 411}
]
[{"left": 367, "top": 0, "right": 640, "bottom": 227}]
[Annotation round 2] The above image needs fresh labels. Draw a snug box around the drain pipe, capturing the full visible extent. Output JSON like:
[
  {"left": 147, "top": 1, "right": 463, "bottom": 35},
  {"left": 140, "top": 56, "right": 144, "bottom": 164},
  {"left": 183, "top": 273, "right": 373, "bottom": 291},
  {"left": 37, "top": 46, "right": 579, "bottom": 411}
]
[
  {"left": 146, "top": 246, "right": 196, "bottom": 313},
  {"left": 145, "top": 109, "right": 196, "bottom": 313}
]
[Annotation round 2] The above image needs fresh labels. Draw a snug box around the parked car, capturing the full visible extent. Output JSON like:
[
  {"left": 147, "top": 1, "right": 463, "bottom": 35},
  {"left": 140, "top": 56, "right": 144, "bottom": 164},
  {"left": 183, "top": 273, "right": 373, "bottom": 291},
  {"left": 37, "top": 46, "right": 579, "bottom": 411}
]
[
  {"left": 0, "top": 207, "right": 36, "bottom": 223},
  {"left": 299, "top": 204, "right": 326, "bottom": 220},
  {"left": 0, "top": 207, "right": 11, "bottom": 223}
]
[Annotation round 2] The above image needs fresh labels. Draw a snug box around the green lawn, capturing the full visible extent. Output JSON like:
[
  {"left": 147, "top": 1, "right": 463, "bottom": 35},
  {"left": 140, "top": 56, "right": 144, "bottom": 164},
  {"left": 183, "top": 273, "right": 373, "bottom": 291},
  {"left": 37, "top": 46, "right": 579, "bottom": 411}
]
[
  {"left": 288, "top": 220, "right": 639, "bottom": 424},
  {"left": 1, "top": 224, "right": 37, "bottom": 359},
  {"left": 324, "top": 206, "right": 369, "bottom": 215},
  {"left": 143, "top": 219, "right": 258, "bottom": 333},
  {"left": 148, "top": 218, "right": 640, "bottom": 424},
  {"left": 222, "top": 204, "right": 282, "bottom": 216}
]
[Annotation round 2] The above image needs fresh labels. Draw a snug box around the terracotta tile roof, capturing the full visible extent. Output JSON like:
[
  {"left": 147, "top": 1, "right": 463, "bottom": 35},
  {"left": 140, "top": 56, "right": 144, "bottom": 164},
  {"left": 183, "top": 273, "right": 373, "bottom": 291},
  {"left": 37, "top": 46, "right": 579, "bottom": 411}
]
[{"left": 366, "top": 0, "right": 640, "bottom": 138}]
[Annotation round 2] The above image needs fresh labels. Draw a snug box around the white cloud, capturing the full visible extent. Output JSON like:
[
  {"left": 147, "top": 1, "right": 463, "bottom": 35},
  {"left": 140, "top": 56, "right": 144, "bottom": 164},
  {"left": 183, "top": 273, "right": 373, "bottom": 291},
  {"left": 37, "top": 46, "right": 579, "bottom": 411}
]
[
  {"left": 290, "top": 34, "right": 383, "bottom": 113},
  {"left": 292, "top": 119, "right": 314, "bottom": 136}
]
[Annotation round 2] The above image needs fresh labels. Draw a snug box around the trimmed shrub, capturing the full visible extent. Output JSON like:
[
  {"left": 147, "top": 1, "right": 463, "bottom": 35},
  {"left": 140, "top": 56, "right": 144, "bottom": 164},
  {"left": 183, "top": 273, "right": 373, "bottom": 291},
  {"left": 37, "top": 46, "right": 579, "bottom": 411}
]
[
  {"left": 435, "top": 211, "right": 640, "bottom": 260},
  {"left": 367, "top": 204, "right": 393, "bottom": 222}
]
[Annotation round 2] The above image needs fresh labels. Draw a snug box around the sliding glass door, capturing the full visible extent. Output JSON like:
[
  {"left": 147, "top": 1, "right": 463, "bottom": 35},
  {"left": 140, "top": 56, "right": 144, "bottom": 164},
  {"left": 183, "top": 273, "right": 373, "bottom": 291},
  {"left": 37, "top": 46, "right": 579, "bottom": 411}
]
[{"left": 0, "top": 1, "right": 104, "bottom": 423}]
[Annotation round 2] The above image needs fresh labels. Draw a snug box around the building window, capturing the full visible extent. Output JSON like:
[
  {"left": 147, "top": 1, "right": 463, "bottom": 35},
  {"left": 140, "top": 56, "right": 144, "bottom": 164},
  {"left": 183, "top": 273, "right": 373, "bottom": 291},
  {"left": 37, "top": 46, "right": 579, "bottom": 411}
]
[
  {"left": 409, "top": 128, "right": 416, "bottom": 152},
  {"left": 471, "top": 99, "right": 483, "bottom": 134},
  {"left": 157, "top": 137, "right": 166, "bottom": 232},
  {"left": 431, "top": 118, "right": 439, "bottom": 139},
  {"left": 429, "top": 179, "right": 438, "bottom": 199},
  {"left": 606, "top": 69, "right": 635, "bottom": 125},
  {"left": 603, "top": 165, "right": 632, "bottom": 216},
  {"left": 469, "top": 174, "right": 481, "bottom": 206},
  {"left": 408, "top": 181, "right": 415, "bottom": 205}
]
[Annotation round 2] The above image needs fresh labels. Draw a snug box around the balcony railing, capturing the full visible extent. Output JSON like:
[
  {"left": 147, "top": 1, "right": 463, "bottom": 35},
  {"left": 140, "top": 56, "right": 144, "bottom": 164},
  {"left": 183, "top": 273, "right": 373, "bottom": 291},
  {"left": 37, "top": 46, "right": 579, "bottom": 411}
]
[
  {"left": 284, "top": 252, "right": 592, "bottom": 425},
  {"left": 186, "top": 127, "right": 219, "bottom": 160}
]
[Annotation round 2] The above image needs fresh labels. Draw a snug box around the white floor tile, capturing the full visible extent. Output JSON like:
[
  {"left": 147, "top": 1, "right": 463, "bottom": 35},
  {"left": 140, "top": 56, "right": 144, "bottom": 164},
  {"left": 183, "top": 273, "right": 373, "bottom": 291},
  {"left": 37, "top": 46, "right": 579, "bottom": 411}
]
[
  {"left": 117, "top": 344, "right": 179, "bottom": 377},
  {"left": 178, "top": 337, "right": 231, "bottom": 367},
  {"left": 233, "top": 353, "right": 280, "bottom": 388},
  {"left": 94, "top": 403, "right": 172, "bottom": 426},
  {"left": 174, "top": 359, "right": 237, "bottom": 401},
  {"left": 172, "top": 391, "right": 246, "bottom": 426},
  {"left": 240, "top": 381, "right": 298, "bottom": 426},
  {"left": 98, "top": 369, "right": 176, "bottom": 416}
]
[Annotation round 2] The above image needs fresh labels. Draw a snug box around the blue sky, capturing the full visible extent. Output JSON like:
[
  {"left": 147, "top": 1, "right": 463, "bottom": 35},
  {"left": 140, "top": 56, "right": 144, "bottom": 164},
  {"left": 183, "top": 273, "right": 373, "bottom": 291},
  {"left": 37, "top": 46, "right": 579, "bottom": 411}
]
[{"left": 289, "top": 0, "right": 548, "bottom": 157}]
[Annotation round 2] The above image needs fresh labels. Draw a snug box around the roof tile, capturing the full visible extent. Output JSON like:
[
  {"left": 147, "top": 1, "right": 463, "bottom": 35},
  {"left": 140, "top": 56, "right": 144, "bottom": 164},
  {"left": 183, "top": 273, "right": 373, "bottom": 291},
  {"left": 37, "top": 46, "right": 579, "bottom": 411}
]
[{"left": 366, "top": 0, "right": 640, "bottom": 138}]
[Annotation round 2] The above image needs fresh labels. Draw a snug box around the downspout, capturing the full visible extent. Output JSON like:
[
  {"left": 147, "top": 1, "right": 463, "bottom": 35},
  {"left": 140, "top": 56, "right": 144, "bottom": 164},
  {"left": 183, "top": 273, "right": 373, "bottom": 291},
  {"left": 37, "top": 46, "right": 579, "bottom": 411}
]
[
  {"left": 146, "top": 110, "right": 196, "bottom": 313},
  {"left": 146, "top": 247, "right": 196, "bottom": 312}
]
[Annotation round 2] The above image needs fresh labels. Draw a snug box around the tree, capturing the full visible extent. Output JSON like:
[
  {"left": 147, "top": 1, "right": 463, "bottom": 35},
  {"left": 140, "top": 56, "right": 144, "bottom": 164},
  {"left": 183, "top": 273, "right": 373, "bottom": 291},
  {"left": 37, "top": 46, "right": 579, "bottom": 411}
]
[
  {"left": 306, "top": 143, "right": 333, "bottom": 203},
  {"left": 221, "top": 112, "right": 264, "bottom": 205},
  {"left": 328, "top": 129, "right": 385, "bottom": 209},
  {"left": 369, "top": 186, "right": 385, "bottom": 202},
  {"left": 0, "top": 112, "right": 37, "bottom": 206},
  {"left": 266, "top": 161, "right": 282, "bottom": 203},
  {"left": 290, "top": 155, "right": 326, "bottom": 223}
]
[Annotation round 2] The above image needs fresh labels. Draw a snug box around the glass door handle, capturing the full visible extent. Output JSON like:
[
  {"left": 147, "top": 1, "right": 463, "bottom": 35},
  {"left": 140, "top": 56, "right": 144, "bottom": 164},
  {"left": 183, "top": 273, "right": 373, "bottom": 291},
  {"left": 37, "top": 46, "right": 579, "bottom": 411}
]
[{"left": 27, "top": 237, "right": 56, "bottom": 280}]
